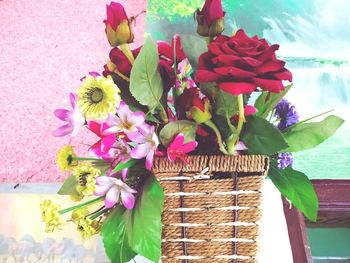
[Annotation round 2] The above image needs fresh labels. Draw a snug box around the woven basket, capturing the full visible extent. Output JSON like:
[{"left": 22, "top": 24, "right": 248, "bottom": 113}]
[{"left": 152, "top": 155, "right": 269, "bottom": 263}]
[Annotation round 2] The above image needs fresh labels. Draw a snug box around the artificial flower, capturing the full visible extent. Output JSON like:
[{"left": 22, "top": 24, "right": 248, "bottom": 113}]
[
  {"left": 73, "top": 162, "right": 101, "bottom": 196},
  {"left": 277, "top": 153, "right": 293, "bottom": 170},
  {"left": 105, "top": 101, "right": 146, "bottom": 139},
  {"left": 88, "top": 121, "right": 116, "bottom": 158},
  {"left": 231, "top": 105, "right": 258, "bottom": 123},
  {"left": 177, "top": 88, "right": 212, "bottom": 123},
  {"left": 130, "top": 124, "right": 160, "bottom": 170},
  {"left": 71, "top": 207, "right": 89, "bottom": 222},
  {"left": 167, "top": 133, "right": 198, "bottom": 162},
  {"left": 56, "top": 145, "right": 78, "bottom": 171},
  {"left": 77, "top": 75, "right": 121, "bottom": 120},
  {"left": 53, "top": 93, "right": 85, "bottom": 137},
  {"left": 40, "top": 200, "right": 62, "bottom": 233},
  {"left": 195, "top": 29, "right": 293, "bottom": 95},
  {"left": 176, "top": 59, "right": 196, "bottom": 92},
  {"left": 94, "top": 176, "right": 137, "bottom": 209},
  {"left": 274, "top": 99, "right": 299, "bottom": 130},
  {"left": 75, "top": 217, "right": 101, "bottom": 239},
  {"left": 104, "top": 2, "right": 134, "bottom": 47},
  {"left": 106, "top": 139, "right": 132, "bottom": 179},
  {"left": 196, "top": 0, "right": 225, "bottom": 37},
  {"left": 103, "top": 46, "right": 141, "bottom": 78}
]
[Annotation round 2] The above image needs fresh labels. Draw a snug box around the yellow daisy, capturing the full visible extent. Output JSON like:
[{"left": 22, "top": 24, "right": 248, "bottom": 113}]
[
  {"left": 73, "top": 162, "right": 101, "bottom": 196},
  {"left": 40, "top": 200, "right": 62, "bottom": 233},
  {"left": 77, "top": 75, "right": 121, "bottom": 119},
  {"left": 57, "top": 146, "right": 78, "bottom": 171}
]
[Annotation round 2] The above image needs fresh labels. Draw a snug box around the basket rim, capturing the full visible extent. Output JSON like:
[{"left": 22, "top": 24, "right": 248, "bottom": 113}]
[{"left": 152, "top": 155, "right": 269, "bottom": 174}]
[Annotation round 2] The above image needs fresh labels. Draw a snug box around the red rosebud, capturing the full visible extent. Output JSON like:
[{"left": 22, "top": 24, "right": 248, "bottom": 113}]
[
  {"left": 177, "top": 88, "right": 212, "bottom": 123},
  {"left": 104, "top": 2, "right": 134, "bottom": 47},
  {"left": 195, "top": 29, "right": 293, "bottom": 95},
  {"left": 196, "top": 0, "right": 225, "bottom": 37}
]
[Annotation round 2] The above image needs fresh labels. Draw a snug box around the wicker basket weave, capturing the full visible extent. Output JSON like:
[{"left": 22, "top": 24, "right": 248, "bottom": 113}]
[{"left": 152, "top": 155, "right": 269, "bottom": 263}]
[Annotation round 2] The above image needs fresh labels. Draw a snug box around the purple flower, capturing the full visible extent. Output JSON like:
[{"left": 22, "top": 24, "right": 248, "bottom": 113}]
[
  {"left": 277, "top": 153, "right": 293, "bottom": 169},
  {"left": 52, "top": 93, "right": 85, "bottom": 137},
  {"left": 129, "top": 124, "right": 159, "bottom": 171},
  {"left": 274, "top": 99, "right": 299, "bottom": 130},
  {"left": 105, "top": 101, "right": 146, "bottom": 139},
  {"left": 94, "top": 176, "right": 137, "bottom": 209}
]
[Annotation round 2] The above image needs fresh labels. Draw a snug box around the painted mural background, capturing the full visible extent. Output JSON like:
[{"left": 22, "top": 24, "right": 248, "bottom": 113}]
[{"left": 146, "top": 0, "right": 350, "bottom": 179}]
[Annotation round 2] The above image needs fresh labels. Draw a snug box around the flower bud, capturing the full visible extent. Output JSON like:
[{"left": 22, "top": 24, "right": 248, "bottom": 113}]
[
  {"left": 195, "top": 0, "right": 225, "bottom": 37},
  {"left": 104, "top": 2, "right": 134, "bottom": 47},
  {"left": 191, "top": 98, "right": 212, "bottom": 124}
]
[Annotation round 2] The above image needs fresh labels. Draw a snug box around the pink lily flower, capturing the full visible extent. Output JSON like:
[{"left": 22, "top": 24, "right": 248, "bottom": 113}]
[
  {"left": 52, "top": 93, "right": 85, "bottom": 137},
  {"left": 94, "top": 176, "right": 137, "bottom": 209},
  {"left": 167, "top": 133, "right": 198, "bottom": 163},
  {"left": 88, "top": 121, "right": 116, "bottom": 158},
  {"left": 105, "top": 101, "right": 145, "bottom": 139},
  {"left": 176, "top": 59, "right": 196, "bottom": 91},
  {"left": 106, "top": 139, "right": 132, "bottom": 180},
  {"left": 130, "top": 124, "right": 159, "bottom": 171}
]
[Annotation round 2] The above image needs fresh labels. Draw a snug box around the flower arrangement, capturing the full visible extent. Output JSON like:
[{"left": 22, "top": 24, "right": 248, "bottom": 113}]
[{"left": 42, "top": 0, "right": 344, "bottom": 262}]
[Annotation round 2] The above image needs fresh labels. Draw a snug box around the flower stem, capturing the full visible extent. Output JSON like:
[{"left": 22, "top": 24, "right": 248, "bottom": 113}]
[
  {"left": 73, "top": 157, "right": 103, "bottom": 161},
  {"left": 59, "top": 196, "right": 104, "bottom": 215},
  {"left": 228, "top": 94, "right": 246, "bottom": 154},
  {"left": 120, "top": 44, "right": 135, "bottom": 64},
  {"left": 90, "top": 208, "right": 109, "bottom": 220},
  {"left": 204, "top": 120, "right": 228, "bottom": 155}
]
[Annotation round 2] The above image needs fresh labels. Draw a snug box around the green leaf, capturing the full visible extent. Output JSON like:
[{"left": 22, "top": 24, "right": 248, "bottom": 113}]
[
  {"left": 159, "top": 120, "right": 197, "bottom": 147},
  {"left": 268, "top": 164, "right": 318, "bottom": 221},
  {"left": 180, "top": 34, "right": 208, "bottom": 71},
  {"left": 212, "top": 114, "right": 234, "bottom": 141},
  {"left": 101, "top": 206, "right": 137, "bottom": 263},
  {"left": 255, "top": 85, "right": 292, "bottom": 119},
  {"left": 57, "top": 175, "right": 79, "bottom": 195},
  {"left": 129, "top": 35, "right": 165, "bottom": 114},
  {"left": 112, "top": 159, "right": 138, "bottom": 174},
  {"left": 283, "top": 115, "right": 344, "bottom": 152},
  {"left": 241, "top": 115, "right": 289, "bottom": 155},
  {"left": 125, "top": 175, "right": 164, "bottom": 262}
]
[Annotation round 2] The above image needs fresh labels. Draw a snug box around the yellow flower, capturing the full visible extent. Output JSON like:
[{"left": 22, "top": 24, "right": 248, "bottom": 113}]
[
  {"left": 75, "top": 218, "right": 102, "bottom": 239},
  {"left": 73, "top": 162, "right": 101, "bottom": 196},
  {"left": 71, "top": 207, "right": 102, "bottom": 239},
  {"left": 40, "top": 200, "right": 62, "bottom": 233},
  {"left": 77, "top": 75, "right": 121, "bottom": 119},
  {"left": 56, "top": 146, "right": 78, "bottom": 171}
]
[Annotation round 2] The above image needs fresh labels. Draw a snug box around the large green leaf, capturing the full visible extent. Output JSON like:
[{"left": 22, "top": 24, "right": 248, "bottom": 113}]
[
  {"left": 268, "top": 164, "right": 318, "bottom": 221},
  {"left": 57, "top": 175, "right": 79, "bottom": 195},
  {"left": 241, "top": 116, "right": 289, "bottom": 155},
  {"left": 101, "top": 206, "right": 137, "bottom": 263},
  {"left": 283, "top": 115, "right": 344, "bottom": 152},
  {"left": 129, "top": 36, "right": 165, "bottom": 113},
  {"left": 180, "top": 34, "right": 208, "bottom": 71},
  {"left": 254, "top": 85, "right": 292, "bottom": 119},
  {"left": 125, "top": 175, "right": 164, "bottom": 263},
  {"left": 159, "top": 120, "right": 197, "bottom": 146}
]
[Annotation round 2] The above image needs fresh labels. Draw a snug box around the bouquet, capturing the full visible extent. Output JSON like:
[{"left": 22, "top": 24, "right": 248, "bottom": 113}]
[{"left": 42, "top": 0, "right": 344, "bottom": 262}]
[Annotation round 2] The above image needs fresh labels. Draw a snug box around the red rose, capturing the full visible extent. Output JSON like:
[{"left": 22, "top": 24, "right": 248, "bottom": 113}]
[
  {"left": 195, "top": 29, "right": 292, "bottom": 95},
  {"left": 196, "top": 0, "right": 225, "bottom": 37},
  {"left": 103, "top": 46, "right": 141, "bottom": 78},
  {"left": 104, "top": 2, "right": 134, "bottom": 47}
]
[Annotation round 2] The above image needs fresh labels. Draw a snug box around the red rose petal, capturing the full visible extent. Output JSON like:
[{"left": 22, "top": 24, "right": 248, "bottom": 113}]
[
  {"left": 218, "top": 82, "right": 257, "bottom": 95},
  {"left": 253, "top": 77, "right": 284, "bottom": 93},
  {"left": 272, "top": 69, "right": 293, "bottom": 82},
  {"left": 221, "top": 42, "right": 239, "bottom": 55},
  {"left": 208, "top": 43, "right": 224, "bottom": 56},
  {"left": 257, "top": 44, "right": 279, "bottom": 62},
  {"left": 256, "top": 60, "right": 286, "bottom": 74},
  {"left": 195, "top": 70, "right": 222, "bottom": 82},
  {"left": 213, "top": 66, "right": 256, "bottom": 78}
]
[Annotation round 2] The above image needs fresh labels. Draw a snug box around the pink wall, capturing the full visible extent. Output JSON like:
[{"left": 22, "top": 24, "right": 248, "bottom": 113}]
[{"left": 0, "top": 0, "right": 147, "bottom": 182}]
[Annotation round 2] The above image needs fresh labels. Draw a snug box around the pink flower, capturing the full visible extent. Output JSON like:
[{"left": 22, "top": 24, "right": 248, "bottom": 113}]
[
  {"left": 106, "top": 101, "right": 145, "bottom": 139},
  {"left": 176, "top": 59, "right": 196, "bottom": 91},
  {"left": 52, "top": 93, "right": 85, "bottom": 137},
  {"left": 88, "top": 121, "right": 116, "bottom": 158},
  {"left": 130, "top": 124, "right": 159, "bottom": 170},
  {"left": 167, "top": 133, "right": 198, "bottom": 163},
  {"left": 94, "top": 176, "right": 137, "bottom": 209},
  {"left": 106, "top": 139, "right": 132, "bottom": 180}
]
